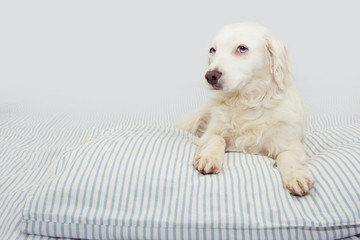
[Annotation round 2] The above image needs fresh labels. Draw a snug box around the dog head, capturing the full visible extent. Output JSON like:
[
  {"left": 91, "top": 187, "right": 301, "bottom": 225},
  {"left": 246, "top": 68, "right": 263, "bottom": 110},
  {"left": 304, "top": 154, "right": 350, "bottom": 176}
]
[{"left": 205, "top": 22, "right": 292, "bottom": 93}]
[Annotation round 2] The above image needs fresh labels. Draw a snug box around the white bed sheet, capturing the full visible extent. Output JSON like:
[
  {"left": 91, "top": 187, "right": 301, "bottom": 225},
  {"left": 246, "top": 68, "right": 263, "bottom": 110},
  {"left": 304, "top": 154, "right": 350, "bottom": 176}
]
[{"left": 0, "top": 88, "right": 359, "bottom": 239}]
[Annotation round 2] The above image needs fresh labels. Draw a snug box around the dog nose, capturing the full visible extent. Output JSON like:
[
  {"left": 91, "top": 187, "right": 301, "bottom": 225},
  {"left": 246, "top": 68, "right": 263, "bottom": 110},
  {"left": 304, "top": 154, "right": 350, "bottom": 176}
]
[{"left": 205, "top": 70, "right": 222, "bottom": 85}]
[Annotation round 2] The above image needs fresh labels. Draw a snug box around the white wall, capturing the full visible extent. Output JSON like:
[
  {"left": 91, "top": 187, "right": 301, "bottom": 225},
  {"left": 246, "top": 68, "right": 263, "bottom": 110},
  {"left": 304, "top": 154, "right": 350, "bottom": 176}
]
[{"left": 1, "top": 0, "right": 359, "bottom": 105}]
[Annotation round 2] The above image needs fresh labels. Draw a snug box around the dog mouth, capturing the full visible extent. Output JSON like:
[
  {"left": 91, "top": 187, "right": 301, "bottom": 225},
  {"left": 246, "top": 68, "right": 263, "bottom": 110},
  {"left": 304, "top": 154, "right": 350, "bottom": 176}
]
[
  {"left": 207, "top": 80, "right": 223, "bottom": 90},
  {"left": 210, "top": 84, "right": 223, "bottom": 90}
]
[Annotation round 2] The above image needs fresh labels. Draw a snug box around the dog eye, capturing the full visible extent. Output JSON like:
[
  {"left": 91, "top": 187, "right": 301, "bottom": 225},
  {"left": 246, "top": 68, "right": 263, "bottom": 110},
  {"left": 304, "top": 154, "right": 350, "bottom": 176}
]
[
  {"left": 209, "top": 48, "right": 216, "bottom": 55},
  {"left": 236, "top": 45, "right": 248, "bottom": 54}
]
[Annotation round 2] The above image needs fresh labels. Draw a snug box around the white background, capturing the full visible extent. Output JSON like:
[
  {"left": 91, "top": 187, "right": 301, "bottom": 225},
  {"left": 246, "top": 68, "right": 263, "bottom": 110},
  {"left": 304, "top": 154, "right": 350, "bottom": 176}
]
[{"left": 1, "top": 0, "right": 359, "bottom": 106}]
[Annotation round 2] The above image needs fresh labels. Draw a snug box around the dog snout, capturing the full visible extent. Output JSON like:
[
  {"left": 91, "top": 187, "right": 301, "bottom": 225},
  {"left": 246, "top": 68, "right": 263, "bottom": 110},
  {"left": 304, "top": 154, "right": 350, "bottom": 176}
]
[{"left": 205, "top": 70, "right": 222, "bottom": 85}]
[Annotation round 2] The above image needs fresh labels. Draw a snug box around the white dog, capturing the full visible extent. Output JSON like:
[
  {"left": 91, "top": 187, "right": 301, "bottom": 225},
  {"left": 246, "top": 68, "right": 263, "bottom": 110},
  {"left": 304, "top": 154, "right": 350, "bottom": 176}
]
[{"left": 176, "top": 22, "right": 314, "bottom": 196}]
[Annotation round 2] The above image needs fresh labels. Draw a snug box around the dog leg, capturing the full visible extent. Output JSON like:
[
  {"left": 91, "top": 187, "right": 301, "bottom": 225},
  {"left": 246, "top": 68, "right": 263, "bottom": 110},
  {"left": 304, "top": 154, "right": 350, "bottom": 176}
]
[
  {"left": 193, "top": 133, "right": 226, "bottom": 174},
  {"left": 175, "top": 107, "right": 210, "bottom": 137},
  {"left": 276, "top": 147, "right": 314, "bottom": 196}
]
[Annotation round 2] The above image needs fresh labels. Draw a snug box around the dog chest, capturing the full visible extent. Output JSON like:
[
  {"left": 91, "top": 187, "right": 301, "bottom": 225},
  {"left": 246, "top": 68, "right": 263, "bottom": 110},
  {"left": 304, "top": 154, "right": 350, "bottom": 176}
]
[{"left": 215, "top": 106, "right": 273, "bottom": 153}]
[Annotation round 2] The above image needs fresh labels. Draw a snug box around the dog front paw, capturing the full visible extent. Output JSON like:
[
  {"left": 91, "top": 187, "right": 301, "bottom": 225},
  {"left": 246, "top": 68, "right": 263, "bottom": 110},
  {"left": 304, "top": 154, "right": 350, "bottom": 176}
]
[
  {"left": 193, "top": 154, "right": 223, "bottom": 174},
  {"left": 282, "top": 167, "right": 315, "bottom": 196}
]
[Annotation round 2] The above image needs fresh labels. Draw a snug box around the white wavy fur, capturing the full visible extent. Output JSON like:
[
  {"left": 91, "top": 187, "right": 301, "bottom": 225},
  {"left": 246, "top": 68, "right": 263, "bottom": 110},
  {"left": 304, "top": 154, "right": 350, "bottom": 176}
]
[{"left": 176, "top": 22, "right": 314, "bottom": 196}]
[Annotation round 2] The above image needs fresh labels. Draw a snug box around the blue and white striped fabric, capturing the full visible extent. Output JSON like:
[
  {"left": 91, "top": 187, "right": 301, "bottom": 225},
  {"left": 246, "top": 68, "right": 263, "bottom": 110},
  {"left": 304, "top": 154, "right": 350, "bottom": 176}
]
[
  {"left": 1, "top": 90, "right": 360, "bottom": 239},
  {"left": 21, "top": 118, "right": 360, "bottom": 238}
]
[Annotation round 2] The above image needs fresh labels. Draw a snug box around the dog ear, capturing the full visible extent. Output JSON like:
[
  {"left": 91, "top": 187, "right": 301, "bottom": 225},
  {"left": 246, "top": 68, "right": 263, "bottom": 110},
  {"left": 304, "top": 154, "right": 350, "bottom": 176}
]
[{"left": 265, "top": 34, "right": 292, "bottom": 90}]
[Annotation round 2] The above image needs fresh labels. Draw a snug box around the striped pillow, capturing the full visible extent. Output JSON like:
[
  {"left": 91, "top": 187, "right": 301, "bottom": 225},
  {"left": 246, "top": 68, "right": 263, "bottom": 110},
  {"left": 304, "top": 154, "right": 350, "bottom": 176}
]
[{"left": 21, "top": 121, "right": 360, "bottom": 239}]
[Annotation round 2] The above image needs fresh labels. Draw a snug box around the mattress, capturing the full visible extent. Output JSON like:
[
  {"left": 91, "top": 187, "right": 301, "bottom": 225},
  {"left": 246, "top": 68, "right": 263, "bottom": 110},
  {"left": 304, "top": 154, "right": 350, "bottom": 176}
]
[{"left": 0, "top": 88, "right": 360, "bottom": 239}]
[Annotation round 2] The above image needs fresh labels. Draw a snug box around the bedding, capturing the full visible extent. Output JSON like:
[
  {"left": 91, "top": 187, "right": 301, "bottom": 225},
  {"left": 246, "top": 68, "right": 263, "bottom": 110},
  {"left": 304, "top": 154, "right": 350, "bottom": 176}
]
[{"left": 0, "top": 89, "right": 360, "bottom": 239}]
